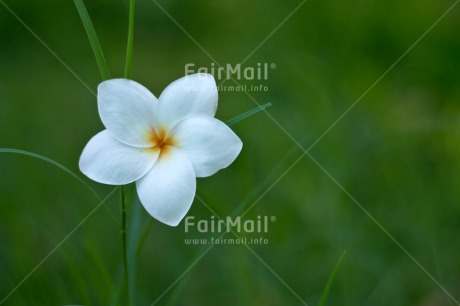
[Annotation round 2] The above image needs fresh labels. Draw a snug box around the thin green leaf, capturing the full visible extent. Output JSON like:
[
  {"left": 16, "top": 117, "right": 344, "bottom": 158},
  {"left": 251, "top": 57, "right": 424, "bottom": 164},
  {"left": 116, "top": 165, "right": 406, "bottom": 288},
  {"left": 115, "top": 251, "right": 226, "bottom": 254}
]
[
  {"left": 319, "top": 251, "right": 347, "bottom": 306},
  {"left": 136, "top": 219, "right": 153, "bottom": 258},
  {"left": 230, "top": 135, "right": 310, "bottom": 217},
  {"left": 225, "top": 102, "right": 272, "bottom": 126},
  {"left": 0, "top": 148, "right": 119, "bottom": 223},
  {"left": 124, "top": 0, "right": 136, "bottom": 79},
  {"left": 74, "top": 0, "right": 110, "bottom": 81},
  {"left": 0, "top": 148, "right": 98, "bottom": 199}
]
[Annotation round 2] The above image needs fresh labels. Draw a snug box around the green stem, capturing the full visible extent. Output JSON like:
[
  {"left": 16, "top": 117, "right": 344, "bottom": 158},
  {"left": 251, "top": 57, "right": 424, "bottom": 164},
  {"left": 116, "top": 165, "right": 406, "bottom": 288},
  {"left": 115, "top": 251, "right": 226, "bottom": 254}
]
[
  {"left": 121, "top": 1, "right": 135, "bottom": 304},
  {"left": 121, "top": 185, "right": 131, "bottom": 306},
  {"left": 124, "top": 0, "right": 135, "bottom": 79}
]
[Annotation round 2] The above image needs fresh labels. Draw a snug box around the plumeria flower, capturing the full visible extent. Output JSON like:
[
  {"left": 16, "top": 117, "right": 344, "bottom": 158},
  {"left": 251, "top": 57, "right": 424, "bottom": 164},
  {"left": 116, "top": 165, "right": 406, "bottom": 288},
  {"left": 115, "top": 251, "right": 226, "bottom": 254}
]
[{"left": 79, "top": 73, "right": 242, "bottom": 226}]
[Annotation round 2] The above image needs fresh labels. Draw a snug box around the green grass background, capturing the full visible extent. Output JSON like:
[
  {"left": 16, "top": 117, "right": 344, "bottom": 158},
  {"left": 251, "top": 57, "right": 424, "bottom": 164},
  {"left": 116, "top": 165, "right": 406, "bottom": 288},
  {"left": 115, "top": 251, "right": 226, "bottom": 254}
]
[{"left": 1, "top": 0, "right": 460, "bottom": 305}]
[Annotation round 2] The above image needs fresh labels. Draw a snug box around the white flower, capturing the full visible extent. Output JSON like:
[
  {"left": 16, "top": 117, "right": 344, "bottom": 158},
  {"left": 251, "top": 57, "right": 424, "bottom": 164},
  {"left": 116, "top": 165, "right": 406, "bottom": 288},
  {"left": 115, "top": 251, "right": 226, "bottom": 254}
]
[{"left": 79, "top": 73, "right": 242, "bottom": 226}]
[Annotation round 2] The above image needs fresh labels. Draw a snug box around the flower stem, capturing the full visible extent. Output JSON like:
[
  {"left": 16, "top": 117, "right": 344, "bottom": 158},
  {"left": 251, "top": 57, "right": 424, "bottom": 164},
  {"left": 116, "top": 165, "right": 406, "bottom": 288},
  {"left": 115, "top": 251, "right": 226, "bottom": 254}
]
[
  {"left": 120, "top": 185, "right": 131, "bottom": 306},
  {"left": 124, "top": 0, "right": 135, "bottom": 79},
  {"left": 122, "top": 0, "right": 135, "bottom": 304}
]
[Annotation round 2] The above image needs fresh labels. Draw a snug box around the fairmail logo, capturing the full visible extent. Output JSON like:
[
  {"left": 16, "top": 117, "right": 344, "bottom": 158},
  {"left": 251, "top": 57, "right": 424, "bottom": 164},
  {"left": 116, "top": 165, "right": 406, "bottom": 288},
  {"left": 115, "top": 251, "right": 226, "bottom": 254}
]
[
  {"left": 185, "top": 63, "right": 276, "bottom": 81},
  {"left": 184, "top": 215, "right": 276, "bottom": 233}
]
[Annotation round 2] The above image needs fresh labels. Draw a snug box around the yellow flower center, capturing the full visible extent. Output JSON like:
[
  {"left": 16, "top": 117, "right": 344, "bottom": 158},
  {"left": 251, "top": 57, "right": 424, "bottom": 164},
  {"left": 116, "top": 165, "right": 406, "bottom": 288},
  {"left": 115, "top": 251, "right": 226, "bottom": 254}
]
[{"left": 148, "top": 128, "right": 176, "bottom": 158}]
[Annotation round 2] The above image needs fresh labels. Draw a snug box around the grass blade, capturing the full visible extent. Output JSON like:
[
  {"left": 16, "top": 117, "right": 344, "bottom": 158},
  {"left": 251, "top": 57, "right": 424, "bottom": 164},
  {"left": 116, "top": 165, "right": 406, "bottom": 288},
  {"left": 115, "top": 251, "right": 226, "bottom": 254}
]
[
  {"left": 229, "top": 135, "right": 310, "bottom": 217},
  {"left": 0, "top": 148, "right": 98, "bottom": 199},
  {"left": 136, "top": 219, "right": 153, "bottom": 258},
  {"left": 0, "top": 148, "right": 119, "bottom": 223},
  {"left": 74, "top": 0, "right": 110, "bottom": 81},
  {"left": 124, "top": 0, "right": 136, "bottom": 79},
  {"left": 319, "top": 251, "right": 347, "bottom": 306},
  {"left": 226, "top": 102, "right": 272, "bottom": 126}
]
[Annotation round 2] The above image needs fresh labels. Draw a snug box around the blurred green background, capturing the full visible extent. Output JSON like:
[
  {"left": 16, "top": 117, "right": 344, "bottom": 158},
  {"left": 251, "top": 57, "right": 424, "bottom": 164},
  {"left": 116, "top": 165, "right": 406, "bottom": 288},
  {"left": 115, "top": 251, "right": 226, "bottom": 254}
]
[{"left": 1, "top": 0, "right": 460, "bottom": 305}]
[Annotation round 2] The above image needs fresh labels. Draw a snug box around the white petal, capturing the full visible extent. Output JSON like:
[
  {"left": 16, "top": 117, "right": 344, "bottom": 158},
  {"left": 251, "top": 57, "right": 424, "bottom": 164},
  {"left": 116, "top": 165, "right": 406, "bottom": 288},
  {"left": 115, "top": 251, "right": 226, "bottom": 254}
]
[
  {"left": 98, "top": 79, "right": 157, "bottom": 147},
  {"left": 155, "top": 73, "right": 217, "bottom": 130},
  {"left": 136, "top": 147, "right": 196, "bottom": 226},
  {"left": 171, "top": 116, "right": 242, "bottom": 177},
  {"left": 79, "top": 130, "right": 159, "bottom": 185}
]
